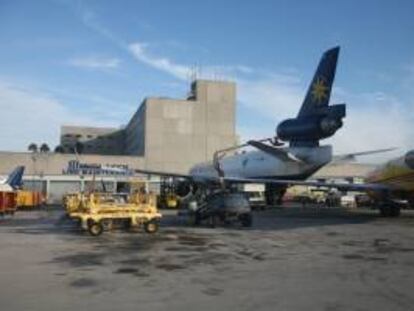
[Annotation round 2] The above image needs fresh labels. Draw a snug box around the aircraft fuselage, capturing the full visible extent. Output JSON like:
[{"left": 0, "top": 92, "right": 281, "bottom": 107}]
[
  {"left": 189, "top": 145, "right": 333, "bottom": 182},
  {"left": 366, "top": 150, "right": 414, "bottom": 193}
]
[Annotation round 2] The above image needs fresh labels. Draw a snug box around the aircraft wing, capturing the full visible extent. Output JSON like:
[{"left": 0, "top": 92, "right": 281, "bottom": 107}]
[
  {"left": 247, "top": 140, "right": 304, "bottom": 163},
  {"left": 134, "top": 168, "right": 191, "bottom": 179},
  {"left": 333, "top": 148, "right": 397, "bottom": 163},
  {"left": 221, "top": 176, "right": 392, "bottom": 192},
  {"left": 133, "top": 168, "right": 391, "bottom": 192}
]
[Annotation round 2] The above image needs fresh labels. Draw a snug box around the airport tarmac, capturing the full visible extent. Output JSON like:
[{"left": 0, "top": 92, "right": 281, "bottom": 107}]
[{"left": 0, "top": 206, "right": 413, "bottom": 311}]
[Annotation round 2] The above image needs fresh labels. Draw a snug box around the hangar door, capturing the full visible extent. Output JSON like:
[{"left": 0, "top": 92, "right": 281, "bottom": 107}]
[{"left": 49, "top": 181, "right": 81, "bottom": 204}]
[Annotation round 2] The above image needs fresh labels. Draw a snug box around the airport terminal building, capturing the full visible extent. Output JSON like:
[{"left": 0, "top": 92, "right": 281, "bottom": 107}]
[{"left": 0, "top": 80, "right": 237, "bottom": 202}]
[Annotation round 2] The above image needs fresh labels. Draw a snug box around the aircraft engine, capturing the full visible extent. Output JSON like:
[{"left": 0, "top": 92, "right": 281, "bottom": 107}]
[
  {"left": 319, "top": 117, "right": 343, "bottom": 136},
  {"left": 276, "top": 104, "right": 345, "bottom": 143},
  {"left": 176, "top": 181, "right": 193, "bottom": 197},
  {"left": 277, "top": 117, "right": 342, "bottom": 142},
  {"left": 404, "top": 150, "right": 414, "bottom": 169}
]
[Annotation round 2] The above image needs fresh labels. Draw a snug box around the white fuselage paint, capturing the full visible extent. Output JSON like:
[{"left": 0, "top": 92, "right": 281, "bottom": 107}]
[
  {"left": 189, "top": 145, "right": 333, "bottom": 182},
  {"left": 0, "top": 183, "right": 13, "bottom": 192}
]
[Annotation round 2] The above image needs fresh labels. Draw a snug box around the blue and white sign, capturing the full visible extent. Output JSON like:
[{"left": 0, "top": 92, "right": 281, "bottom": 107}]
[{"left": 63, "top": 160, "right": 133, "bottom": 176}]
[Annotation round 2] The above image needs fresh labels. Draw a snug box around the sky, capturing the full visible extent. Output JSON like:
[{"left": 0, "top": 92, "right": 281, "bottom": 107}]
[{"left": 0, "top": 0, "right": 413, "bottom": 162}]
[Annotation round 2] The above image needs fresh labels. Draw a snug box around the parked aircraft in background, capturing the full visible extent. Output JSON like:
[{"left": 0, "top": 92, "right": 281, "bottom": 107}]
[{"left": 0, "top": 166, "right": 25, "bottom": 192}]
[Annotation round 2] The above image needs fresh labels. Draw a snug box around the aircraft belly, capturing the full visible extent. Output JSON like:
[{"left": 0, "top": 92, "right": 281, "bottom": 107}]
[{"left": 221, "top": 151, "right": 307, "bottom": 179}]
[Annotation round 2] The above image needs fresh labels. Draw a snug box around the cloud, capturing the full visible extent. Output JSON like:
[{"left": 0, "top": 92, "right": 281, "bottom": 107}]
[
  {"left": 238, "top": 74, "right": 303, "bottom": 121},
  {"left": 127, "top": 41, "right": 305, "bottom": 119},
  {"left": 0, "top": 80, "right": 116, "bottom": 151},
  {"left": 128, "top": 42, "right": 256, "bottom": 82},
  {"left": 326, "top": 89, "right": 414, "bottom": 161},
  {"left": 68, "top": 56, "right": 121, "bottom": 69},
  {"left": 129, "top": 43, "right": 191, "bottom": 80}
]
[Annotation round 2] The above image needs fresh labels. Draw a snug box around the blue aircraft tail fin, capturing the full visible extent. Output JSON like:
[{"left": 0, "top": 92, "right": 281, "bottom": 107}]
[
  {"left": 276, "top": 46, "right": 345, "bottom": 147},
  {"left": 297, "top": 46, "right": 339, "bottom": 118},
  {"left": 5, "top": 166, "right": 25, "bottom": 190}
]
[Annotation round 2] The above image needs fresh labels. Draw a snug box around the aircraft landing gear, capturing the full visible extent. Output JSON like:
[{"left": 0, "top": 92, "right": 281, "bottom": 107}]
[
  {"left": 265, "top": 184, "right": 286, "bottom": 206},
  {"left": 408, "top": 198, "right": 414, "bottom": 210},
  {"left": 379, "top": 202, "right": 401, "bottom": 217}
]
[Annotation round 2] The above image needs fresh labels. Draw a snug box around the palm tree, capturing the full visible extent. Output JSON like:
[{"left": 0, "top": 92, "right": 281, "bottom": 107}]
[
  {"left": 40, "top": 143, "right": 50, "bottom": 153},
  {"left": 54, "top": 145, "right": 65, "bottom": 153},
  {"left": 28, "top": 143, "right": 38, "bottom": 153}
]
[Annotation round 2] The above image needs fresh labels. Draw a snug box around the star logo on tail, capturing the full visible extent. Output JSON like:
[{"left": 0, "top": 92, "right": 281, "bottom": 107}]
[{"left": 311, "top": 76, "right": 329, "bottom": 104}]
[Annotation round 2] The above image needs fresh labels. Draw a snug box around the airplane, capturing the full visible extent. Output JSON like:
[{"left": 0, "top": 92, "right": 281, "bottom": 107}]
[
  {"left": 0, "top": 166, "right": 25, "bottom": 192},
  {"left": 135, "top": 46, "right": 346, "bottom": 205},
  {"left": 135, "top": 47, "right": 407, "bottom": 219}
]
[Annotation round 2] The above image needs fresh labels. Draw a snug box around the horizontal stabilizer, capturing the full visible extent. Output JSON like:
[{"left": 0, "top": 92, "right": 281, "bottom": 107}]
[{"left": 247, "top": 140, "right": 304, "bottom": 163}]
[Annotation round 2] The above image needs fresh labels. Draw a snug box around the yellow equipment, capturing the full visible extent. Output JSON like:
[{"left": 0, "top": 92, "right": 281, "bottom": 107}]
[
  {"left": 158, "top": 177, "right": 180, "bottom": 209},
  {"left": 63, "top": 192, "right": 162, "bottom": 236},
  {"left": 165, "top": 193, "right": 179, "bottom": 208},
  {"left": 16, "top": 191, "right": 44, "bottom": 208}
]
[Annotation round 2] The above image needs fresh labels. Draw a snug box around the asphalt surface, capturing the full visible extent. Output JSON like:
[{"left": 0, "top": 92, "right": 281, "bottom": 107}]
[{"left": 0, "top": 205, "right": 413, "bottom": 311}]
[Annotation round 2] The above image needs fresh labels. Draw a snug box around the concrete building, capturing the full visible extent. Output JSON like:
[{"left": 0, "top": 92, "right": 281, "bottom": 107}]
[
  {"left": 59, "top": 80, "right": 236, "bottom": 173},
  {"left": 60, "top": 126, "right": 125, "bottom": 155}
]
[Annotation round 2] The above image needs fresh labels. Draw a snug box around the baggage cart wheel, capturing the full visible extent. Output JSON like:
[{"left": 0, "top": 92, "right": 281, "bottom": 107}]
[
  {"left": 102, "top": 219, "right": 113, "bottom": 230},
  {"left": 144, "top": 220, "right": 159, "bottom": 234},
  {"left": 88, "top": 221, "right": 104, "bottom": 236}
]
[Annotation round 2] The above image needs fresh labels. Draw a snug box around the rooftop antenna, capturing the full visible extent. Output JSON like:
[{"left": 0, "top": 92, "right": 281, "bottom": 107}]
[
  {"left": 190, "top": 64, "right": 197, "bottom": 83},
  {"left": 199, "top": 63, "right": 203, "bottom": 79}
]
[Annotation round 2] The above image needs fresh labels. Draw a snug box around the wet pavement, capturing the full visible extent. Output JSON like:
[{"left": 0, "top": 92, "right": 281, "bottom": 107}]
[{"left": 0, "top": 206, "right": 413, "bottom": 311}]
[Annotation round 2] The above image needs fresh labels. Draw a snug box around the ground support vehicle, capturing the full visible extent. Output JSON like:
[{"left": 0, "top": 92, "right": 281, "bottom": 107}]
[
  {"left": 64, "top": 192, "right": 162, "bottom": 236},
  {"left": 182, "top": 192, "right": 253, "bottom": 228},
  {"left": 0, "top": 191, "right": 17, "bottom": 216},
  {"left": 16, "top": 191, "right": 44, "bottom": 208}
]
